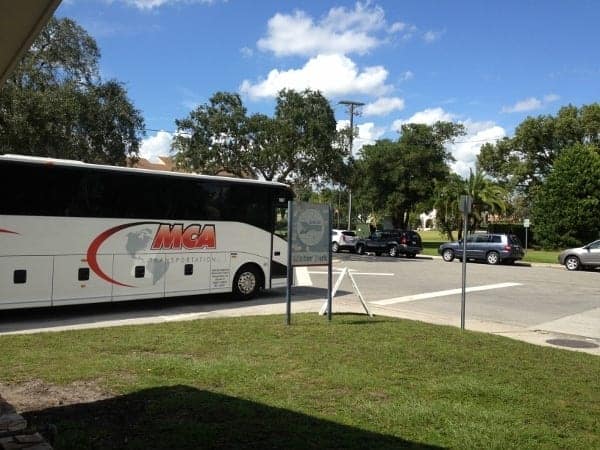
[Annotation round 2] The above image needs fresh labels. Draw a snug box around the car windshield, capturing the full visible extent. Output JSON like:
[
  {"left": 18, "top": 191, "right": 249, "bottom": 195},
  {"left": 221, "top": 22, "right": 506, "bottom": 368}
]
[{"left": 510, "top": 235, "right": 522, "bottom": 245}]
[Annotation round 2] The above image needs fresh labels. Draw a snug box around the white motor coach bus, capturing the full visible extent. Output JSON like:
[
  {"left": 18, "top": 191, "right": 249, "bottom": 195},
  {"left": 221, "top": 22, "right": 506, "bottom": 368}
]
[{"left": 0, "top": 155, "right": 293, "bottom": 310}]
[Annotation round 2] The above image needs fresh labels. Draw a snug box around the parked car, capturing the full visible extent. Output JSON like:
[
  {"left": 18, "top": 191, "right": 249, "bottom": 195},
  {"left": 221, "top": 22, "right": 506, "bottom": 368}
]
[
  {"left": 331, "top": 229, "right": 358, "bottom": 253},
  {"left": 438, "top": 233, "right": 524, "bottom": 265},
  {"left": 355, "top": 229, "right": 422, "bottom": 257},
  {"left": 558, "top": 239, "right": 600, "bottom": 271}
]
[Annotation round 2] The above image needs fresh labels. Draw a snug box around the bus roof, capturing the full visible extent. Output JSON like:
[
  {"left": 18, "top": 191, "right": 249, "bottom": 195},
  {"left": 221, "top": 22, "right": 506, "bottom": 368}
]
[{"left": 0, "top": 154, "right": 291, "bottom": 189}]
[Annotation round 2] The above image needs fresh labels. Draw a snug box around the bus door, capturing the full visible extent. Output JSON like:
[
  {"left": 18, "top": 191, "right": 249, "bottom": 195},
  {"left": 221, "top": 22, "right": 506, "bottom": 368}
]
[{"left": 271, "top": 197, "right": 289, "bottom": 288}]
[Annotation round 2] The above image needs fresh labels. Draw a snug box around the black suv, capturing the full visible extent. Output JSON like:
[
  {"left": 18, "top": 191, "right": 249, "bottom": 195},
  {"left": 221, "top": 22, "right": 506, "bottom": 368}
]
[{"left": 356, "top": 230, "right": 423, "bottom": 257}]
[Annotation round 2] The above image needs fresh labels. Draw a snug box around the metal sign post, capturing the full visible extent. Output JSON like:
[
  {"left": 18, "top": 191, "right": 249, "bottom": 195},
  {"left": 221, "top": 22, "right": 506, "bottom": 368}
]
[
  {"left": 459, "top": 195, "right": 472, "bottom": 330},
  {"left": 523, "top": 218, "right": 530, "bottom": 253}
]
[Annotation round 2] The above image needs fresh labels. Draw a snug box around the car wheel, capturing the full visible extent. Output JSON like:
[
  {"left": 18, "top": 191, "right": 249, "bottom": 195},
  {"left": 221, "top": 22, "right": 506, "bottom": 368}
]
[
  {"left": 442, "top": 249, "right": 455, "bottom": 262},
  {"left": 332, "top": 242, "right": 340, "bottom": 253},
  {"left": 232, "top": 265, "right": 261, "bottom": 300},
  {"left": 356, "top": 244, "right": 365, "bottom": 255},
  {"left": 407, "top": 253, "right": 416, "bottom": 258},
  {"left": 565, "top": 255, "right": 580, "bottom": 271},
  {"left": 388, "top": 245, "right": 399, "bottom": 257},
  {"left": 486, "top": 251, "right": 500, "bottom": 265},
  {"left": 375, "top": 252, "right": 382, "bottom": 256}
]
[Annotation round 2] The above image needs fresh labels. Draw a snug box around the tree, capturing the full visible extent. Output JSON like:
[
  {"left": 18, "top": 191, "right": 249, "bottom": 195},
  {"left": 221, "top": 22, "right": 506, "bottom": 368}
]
[
  {"left": 0, "top": 17, "right": 144, "bottom": 165},
  {"left": 463, "top": 168, "right": 508, "bottom": 232},
  {"left": 172, "top": 92, "right": 251, "bottom": 177},
  {"left": 353, "top": 122, "right": 465, "bottom": 229},
  {"left": 432, "top": 174, "right": 463, "bottom": 241},
  {"left": 531, "top": 144, "right": 600, "bottom": 248},
  {"left": 478, "top": 103, "right": 600, "bottom": 193},
  {"left": 173, "top": 89, "right": 345, "bottom": 185}
]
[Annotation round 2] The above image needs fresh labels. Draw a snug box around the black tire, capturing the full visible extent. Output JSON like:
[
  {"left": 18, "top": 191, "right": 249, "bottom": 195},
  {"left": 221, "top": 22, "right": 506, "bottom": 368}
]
[
  {"left": 442, "top": 249, "right": 455, "bottom": 262},
  {"left": 407, "top": 253, "right": 416, "bottom": 258},
  {"left": 486, "top": 251, "right": 500, "bottom": 265},
  {"left": 375, "top": 252, "right": 382, "bottom": 256},
  {"left": 564, "top": 255, "right": 580, "bottom": 271},
  {"left": 232, "top": 265, "right": 262, "bottom": 300},
  {"left": 332, "top": 242, "right": 340, "bottom": 253},
  {"left": 356, "top": 244, "right": 365, "bottom": 255},
  {"left": 388, "top": 245, "right": 399, "bottom": 257}
]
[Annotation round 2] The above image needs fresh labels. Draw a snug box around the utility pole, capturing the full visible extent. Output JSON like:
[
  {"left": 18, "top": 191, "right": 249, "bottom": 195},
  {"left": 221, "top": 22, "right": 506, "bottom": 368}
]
[{"left": 338, "top": 100, "right": 364, "bottom": 230}]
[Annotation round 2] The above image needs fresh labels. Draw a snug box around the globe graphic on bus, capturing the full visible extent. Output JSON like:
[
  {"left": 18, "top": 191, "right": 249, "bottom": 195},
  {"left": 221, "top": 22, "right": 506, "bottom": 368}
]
[{"left": 126, "top": 228, "right": 169, "bottom": 284}]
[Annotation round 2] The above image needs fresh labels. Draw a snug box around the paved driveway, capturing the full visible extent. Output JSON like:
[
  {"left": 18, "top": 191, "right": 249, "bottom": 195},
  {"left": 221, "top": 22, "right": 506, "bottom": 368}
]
[{"left": 1, "top": 255, "right": 598, "bottom": 354}]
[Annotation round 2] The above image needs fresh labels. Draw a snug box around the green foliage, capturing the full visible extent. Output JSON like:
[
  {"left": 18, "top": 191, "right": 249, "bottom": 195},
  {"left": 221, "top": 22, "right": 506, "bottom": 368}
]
[
  {"left": 431, "top": 169, "right": 507, "bottom": 240},
  {"left": 0, "top": 17, "right": 144, "bottom": 165},
  {"left": 531, "top": 144, "right": 600, "bottom": 247},
  {"left": 478, "top": 103, "right": 600, "bottom": 193},
  {"left": 173, "top": 92, "right": 251, "bottom": 177},
  {"left": 353, "top": 122, "right": 464, "bottom": 228},
  {"left": 1, "top": 314, "right": 598, "bottom": 449},
  {"left": 173, "top": 89, "right": 344, "bottom": 185}
]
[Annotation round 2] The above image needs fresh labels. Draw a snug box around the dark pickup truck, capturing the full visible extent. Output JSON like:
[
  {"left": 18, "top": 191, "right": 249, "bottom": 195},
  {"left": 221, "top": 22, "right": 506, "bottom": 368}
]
[{"left": 355, "top": 230, "right": 423, "bottom": 257}]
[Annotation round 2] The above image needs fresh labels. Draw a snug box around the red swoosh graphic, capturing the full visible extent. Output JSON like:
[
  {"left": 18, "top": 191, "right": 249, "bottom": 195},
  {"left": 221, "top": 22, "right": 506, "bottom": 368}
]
[
  {"left": 87, "top": 222, "right": 160, "bottom": 288},
  {"left": 0, "top": 228, "right": 19, "bottom": 235}
]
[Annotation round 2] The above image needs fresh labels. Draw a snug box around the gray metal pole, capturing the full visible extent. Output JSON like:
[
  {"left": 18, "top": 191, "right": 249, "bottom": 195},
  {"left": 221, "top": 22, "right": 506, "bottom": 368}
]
[
  {"left": 347, "top": 108, "right": 354, "bottom": 230},
  {"left": 328, "top": 205, "right": 333, "bottom": 321},
  {"left": 461, "top": 210, "right": 468, "bottom": 330},
  {"left": 286, "top": 200, "right": 293, "bottom": 326}
]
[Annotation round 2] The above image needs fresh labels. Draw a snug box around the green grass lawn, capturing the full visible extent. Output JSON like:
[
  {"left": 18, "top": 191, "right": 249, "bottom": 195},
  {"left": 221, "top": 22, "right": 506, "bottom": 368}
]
[
  {"left": 1, "top": 314, "right": 598, "bottom": 449},
  {"left": 419, "top": 230, "right": 560, "bottom": 264}
]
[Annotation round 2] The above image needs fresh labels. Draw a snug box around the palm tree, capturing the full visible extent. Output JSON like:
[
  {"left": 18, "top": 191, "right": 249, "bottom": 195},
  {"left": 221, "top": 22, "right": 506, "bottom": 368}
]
[{"left": 464, "top": 168, "right": 507, "bottom": 232}]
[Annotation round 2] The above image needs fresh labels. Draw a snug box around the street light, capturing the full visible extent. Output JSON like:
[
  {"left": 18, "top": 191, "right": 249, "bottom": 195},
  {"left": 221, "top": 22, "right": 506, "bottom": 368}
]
[{"left": 338, "top": 100, "right": 364, "bottom": 230}]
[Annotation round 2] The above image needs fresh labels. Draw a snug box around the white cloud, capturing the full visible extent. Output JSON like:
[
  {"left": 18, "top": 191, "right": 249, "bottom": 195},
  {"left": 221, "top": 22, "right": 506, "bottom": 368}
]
[
  {"left": 543, "top": 93, "right": 560, "bottom": 103},
  {"left": 423, "top": 30, "right": 443, "bottom": 43},
  {"left": 240, "top": 54, "right": 391, "bottom": 99},
  {"left": 391, "top": 107, "right": 506, "bottom": 177},
  {"left": 391, "top": 107, "right": 456, "bottom": 130},
  {"left": 363, "top": 97, "right": 405, "bottom": 116},
  {"left": 257, "top": 2, "right": 414, "bottom": 57},
  {"left": 140, "top": 131, "right": 173, "bottom": 162},
  {"left": 399, "top": 70, "right": 414, "bottom": 82},
  {"left": 337, "top": 120, "right": 386, "bottom": 156},
  {"left": 501, "top": 93, "right": 560, "bottom": 113},
  {"left": 115, "top": 0, "right": 216, "bottom": 9},
  {"left": 240, "top": 47, "right": 254, "bottom": 58},
  {"left": 448, "top": 122, "right": 506, "bottom": 177}
]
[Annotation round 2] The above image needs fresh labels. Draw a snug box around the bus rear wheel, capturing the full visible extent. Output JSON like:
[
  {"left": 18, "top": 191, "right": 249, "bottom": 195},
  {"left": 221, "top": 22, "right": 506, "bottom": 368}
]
[{"left": 233, "top": 265, "right": 262, "bottom": 300}]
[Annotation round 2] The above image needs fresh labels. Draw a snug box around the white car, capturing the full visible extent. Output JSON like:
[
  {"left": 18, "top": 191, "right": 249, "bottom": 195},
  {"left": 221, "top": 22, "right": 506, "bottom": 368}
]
[{"left": 331, "top": 229, "right": 358, "bottom": 253}]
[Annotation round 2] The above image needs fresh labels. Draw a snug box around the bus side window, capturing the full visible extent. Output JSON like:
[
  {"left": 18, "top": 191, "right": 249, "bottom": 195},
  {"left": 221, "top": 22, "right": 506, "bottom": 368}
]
[{"left": 274, "top": 206, "right": 288, "bottom": 240}]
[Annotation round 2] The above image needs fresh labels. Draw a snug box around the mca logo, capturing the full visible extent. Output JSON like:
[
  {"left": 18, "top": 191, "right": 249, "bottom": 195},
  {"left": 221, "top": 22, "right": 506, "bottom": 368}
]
[
  {"left": 87, "top": 221, "right": 216, "bottom": 287},
  {"left": 151, "top": 223, "right": 216, "bottom": 250}
]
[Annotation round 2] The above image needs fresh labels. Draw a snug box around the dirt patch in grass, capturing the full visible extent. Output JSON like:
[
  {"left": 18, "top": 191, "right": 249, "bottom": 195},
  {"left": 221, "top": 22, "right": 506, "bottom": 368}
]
[{"left": 0, "top": 379, "right": 113, "bottom": 412}]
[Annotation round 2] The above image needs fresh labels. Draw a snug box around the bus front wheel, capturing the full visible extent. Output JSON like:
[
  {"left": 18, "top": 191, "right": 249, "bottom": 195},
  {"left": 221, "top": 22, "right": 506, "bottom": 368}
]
[{"left": 233, "top": 265, "right": 262, "bottom": 300}]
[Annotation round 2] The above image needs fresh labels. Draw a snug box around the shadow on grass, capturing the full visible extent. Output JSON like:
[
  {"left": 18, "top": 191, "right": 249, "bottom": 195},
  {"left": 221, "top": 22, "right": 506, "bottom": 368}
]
[{"left": 24, "top": 385, "right": 443, "bottom": 450}]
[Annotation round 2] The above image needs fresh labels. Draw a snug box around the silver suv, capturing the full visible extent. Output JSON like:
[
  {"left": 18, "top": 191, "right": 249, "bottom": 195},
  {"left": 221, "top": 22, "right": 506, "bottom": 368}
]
[
  {"left": 438, "top": 233, "right": 524, "bottom": 265},
  {"left": 558, "top": 240, "right": 600, "bottom": 271},
  {"left": 331, "top": 229, "right": 358, "bottom": 253}
]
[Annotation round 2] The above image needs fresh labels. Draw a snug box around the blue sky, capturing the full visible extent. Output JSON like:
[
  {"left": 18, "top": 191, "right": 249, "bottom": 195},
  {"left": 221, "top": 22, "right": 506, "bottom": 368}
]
[{"left": 56, "top": 0, "right": 600, "bottom": 176}]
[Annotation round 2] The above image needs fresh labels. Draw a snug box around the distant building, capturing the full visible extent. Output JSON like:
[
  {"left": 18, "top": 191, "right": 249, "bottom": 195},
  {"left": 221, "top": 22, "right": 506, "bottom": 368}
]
[
  {"left": 131, "top": 155, "right": 254, "bottom": 179},
  {"left": 132, "top": 156, "right": 175, "bottom": 172}
]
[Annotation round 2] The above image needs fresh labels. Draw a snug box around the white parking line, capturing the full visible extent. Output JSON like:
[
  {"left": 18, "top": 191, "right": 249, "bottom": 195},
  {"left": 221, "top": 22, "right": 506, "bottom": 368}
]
[
  {"left": 308, "top": 270, "right": 394, "bottom": 276},
  {"left": 294, "top": 266, "right": 313, "bottom": 286},
  {"left": 372, "top": 282, "right": 522, "bottom": 306}
]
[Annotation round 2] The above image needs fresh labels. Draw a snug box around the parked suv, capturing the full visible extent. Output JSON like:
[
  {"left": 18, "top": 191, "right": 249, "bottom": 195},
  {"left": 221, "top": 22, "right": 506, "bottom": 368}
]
[
  {"left": 331, "top": 229, "right": 358, "bottom": 253},
  {"left": 356, "top": 229, "right": 422, "bottom": 257},
  {"left": 438, "top": 233, "right": 524, "bottom": 265}
]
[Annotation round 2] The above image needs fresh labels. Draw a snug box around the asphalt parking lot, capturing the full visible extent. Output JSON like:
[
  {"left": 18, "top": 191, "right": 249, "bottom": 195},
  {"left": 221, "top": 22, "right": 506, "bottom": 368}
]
[{"left": 1, "top": 254, "right": 598, "bottom": 354}]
